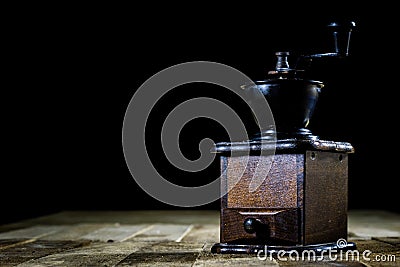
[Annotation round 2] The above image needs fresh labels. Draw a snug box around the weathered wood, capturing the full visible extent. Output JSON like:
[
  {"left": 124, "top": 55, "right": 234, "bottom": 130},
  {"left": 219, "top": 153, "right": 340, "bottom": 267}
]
[
  {"left": 348, "top": 210, "right": 400, "bottom": 239},
  {"left": 40, "top": 223, "right": 115, "bottom": 241},
  {"left": 372, "top": 237, "right": 400, "bottom": 247},
  {"left": 219, "top": 154, "right": 303, "bottom": 247},
  {"left": 117, "top": 252, "right": 198, "bottom": 266},
  {"left": 134, "top": 241, "right": 204, "bottom": 253},
  {"left": 128, "top": 224, "right": 192, "bottom": 242},
  {"left": 0, "top": 225, "right": 65, "bottom": 240},
  {"left": 0, "top": 240, "right": 88, "bottom": 267},
  {"left": 0, "top": 239, "right": 32, "bottom": 250},
  {"left": 81, "top": 224, "right": 151, "bottom": 242},
  {"left": 351, "top": 239, "right": 398, "bottom": 267},
  {"left": 225, "top": 155, "right": 299, "bottom": 208},
  {"left": 304, "top": 151, "right": 348, "bottom": 244},
  {"left": 354, "top": 239, "right": 398, "bottom": 254},
  {"left": 0, "top": 210, "right": 218, "bottom": 232},
  {"left": 181, "top": 224, "right": 219, "bottom": 243},
  {"left": 116, "top": 242, "right": 204, "bottom": 266},
  {"left": 0, "top": 210, "right": 398, "bottom": 266},
  {"left": 0, "top": 239, "right": 19, "bottom": 248},
  {"left": 193, "top": 244, "right": 279, "bottom": 266},
  {"left": 17, "top": 241, "right": 150, "bottom": 267},
  {"left": 274, "top": 257, "right": 367, "bottom": 266}
]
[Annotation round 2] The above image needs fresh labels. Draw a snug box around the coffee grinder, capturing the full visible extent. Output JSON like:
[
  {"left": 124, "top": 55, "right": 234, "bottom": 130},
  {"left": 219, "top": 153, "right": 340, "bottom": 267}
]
[{"left": 211, "top": 21, "right": 356, "bottom": 254}]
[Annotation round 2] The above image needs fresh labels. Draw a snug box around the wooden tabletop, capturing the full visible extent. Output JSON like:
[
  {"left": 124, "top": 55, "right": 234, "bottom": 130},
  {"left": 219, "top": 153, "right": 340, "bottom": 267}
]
[{"left": 0, "top": 210, "right": 399, "bottom": 266}]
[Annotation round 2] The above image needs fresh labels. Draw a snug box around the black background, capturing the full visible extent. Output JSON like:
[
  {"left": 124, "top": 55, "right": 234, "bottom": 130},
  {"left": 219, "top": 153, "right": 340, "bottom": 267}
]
[{"left": 3, "top": 4, "right": 400, "bottom": 225}]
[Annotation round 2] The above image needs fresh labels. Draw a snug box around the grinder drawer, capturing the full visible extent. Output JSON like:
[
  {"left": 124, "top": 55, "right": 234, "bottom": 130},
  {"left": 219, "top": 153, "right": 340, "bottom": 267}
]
[{"left": 221, "top": 208, "right": 299, "bottom": 244}]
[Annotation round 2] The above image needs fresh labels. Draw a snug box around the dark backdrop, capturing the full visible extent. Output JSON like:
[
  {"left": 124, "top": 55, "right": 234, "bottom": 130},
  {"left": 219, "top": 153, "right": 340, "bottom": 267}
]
[{"left": 3, "top": 4, "right": 399, "bottom": 225}]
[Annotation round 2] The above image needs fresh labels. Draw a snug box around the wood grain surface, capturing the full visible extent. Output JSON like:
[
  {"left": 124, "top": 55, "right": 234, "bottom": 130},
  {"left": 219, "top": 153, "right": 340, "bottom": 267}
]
[{"left": 0, "top": 210, "right": 398, "bottom": 266}]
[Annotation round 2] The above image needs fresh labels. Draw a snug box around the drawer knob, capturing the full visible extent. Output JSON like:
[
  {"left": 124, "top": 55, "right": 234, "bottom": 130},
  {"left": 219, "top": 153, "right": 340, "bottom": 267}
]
[{"left": 243, "top": 218, "right": 260, "bottom": 234}]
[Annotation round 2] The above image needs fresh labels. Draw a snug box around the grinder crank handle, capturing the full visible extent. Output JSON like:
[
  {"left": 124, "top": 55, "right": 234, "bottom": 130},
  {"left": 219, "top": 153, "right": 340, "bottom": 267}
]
[{"left": 294, "top": 20, "right": 356, "bottom": 72}]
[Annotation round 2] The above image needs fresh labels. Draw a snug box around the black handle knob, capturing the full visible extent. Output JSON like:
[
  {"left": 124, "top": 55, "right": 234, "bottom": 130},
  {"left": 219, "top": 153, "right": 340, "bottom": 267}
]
[
  {"left": 327, "top": 21, "right": 356, "bottom": 57},
  {"left": 243, "top": 218, "right": 260, "bottom": 234},
  {"left": 275, "top": 52, "right": 290, "bottom": 72}
]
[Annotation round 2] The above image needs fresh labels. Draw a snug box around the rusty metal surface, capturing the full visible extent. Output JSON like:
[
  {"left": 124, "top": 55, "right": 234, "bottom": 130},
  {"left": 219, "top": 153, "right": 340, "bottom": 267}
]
[{"left": 214, "top": 139, "right": 354, "bottom": 154}]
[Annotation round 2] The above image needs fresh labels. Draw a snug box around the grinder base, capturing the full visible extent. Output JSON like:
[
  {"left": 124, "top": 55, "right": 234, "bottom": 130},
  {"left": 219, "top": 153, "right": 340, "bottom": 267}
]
[{"left": 211, "top": 242, "right": 357, "bottom": 254}]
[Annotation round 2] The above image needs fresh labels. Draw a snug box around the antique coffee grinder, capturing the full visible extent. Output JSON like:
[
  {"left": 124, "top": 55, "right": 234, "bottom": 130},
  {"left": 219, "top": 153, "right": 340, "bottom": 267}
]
[{"left": 211, "top": 21, "right": 356, "bottom": 254}]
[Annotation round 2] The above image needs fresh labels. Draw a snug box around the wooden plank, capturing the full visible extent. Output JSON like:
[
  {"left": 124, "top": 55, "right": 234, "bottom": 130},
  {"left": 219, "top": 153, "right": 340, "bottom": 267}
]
[
  {"left": 0, "top": 240, "right": 88, "bottom": 267},
  {"left": 0, "top": 239, "right": 34, "bottom": 251},
  {"left": 80, "top": 224, "right": 151, "bottom": 242},
  {"left": 274, "top": 258, "right": 367, "bottom": 266},
  {"left": 0, "top": 225, "right": 64, "bottom": 240},
  {"left": 17, "top": 241, "right": 150, "bottom": 267},
  {"left": 19, "top": 241, "right": 204, "bottom": 266},
  {"left": 372, "top": 237, "right": 400, "bottom": 247},
  {"left": 193, "top": 256, "right": 278, "bottom": 267},
  {"left": 39, "top": 223, "right": 114, "bottom": 241},
  {"left": 116, "top": 252, "right": 198, "bottom": 266},
  {"left": 116, "top": 241, "right": 205, "bottom": 266},
  {"left": 193, "top": 243, "right": 278, "bottom": 266},
  {"left": 134, "top": 241, "right": 204, "bottom": 253},
  {"left": 0, "top": 211, "right": 219, "bottom": 232},
  {"left": 352, "top": 239, "right": 398, "bottom": 267},
  {"left": 348, "top": 210, "right": 400, "bottom": 239},
  {"left": 354, "top": 239, "right": 398, "bottom": 254},
  {"left": 128, "top": 224, "right": 192, "bottom": 242},
  {"left": 181, "top": 224, "right": 219, "bottom": 243}
]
